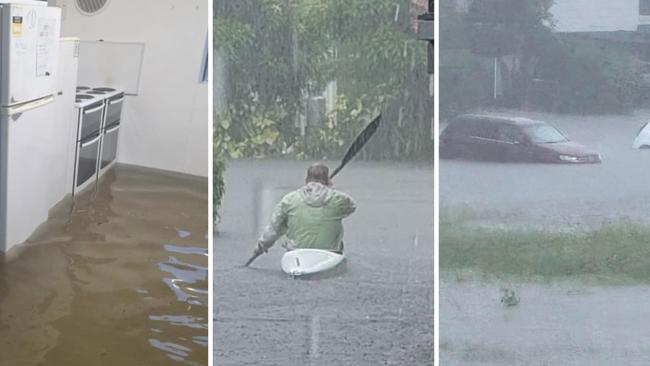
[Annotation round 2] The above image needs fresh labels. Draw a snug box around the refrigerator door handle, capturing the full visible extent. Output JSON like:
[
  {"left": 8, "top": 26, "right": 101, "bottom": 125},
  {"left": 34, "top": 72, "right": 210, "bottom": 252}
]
[
  {"left": 80, "top": 135, "right": 101, "bottom": 148},
  {"left": 1, "top": 95, "right": 55, "bottom": 116}
]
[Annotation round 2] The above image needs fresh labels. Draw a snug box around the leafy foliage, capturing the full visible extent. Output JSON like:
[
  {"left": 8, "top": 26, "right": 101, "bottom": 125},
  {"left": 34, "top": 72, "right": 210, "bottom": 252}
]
[
  {"left": 215, "top": 95, "right": 380, "bottom": 160},
  {"left": 215, "top": 0, "right": 327, "bottom": 134},
  {"left": 466, "top": 0, "right": 555, "bottom": 107},
  {"left": 216, "top": 106, "right": 286, "bottom": 159},
  {"left": 536, "top": 38, "right": 650, "bottom": 114},
  {"left": 440, "top": 50, "right": 492, "bottom": 119},
  {"left": 214, "top": 0, "right": 432, "bottom": 161},
  {"left": 466, "top": 0, "right": 553, "bottom": 58},
  {"left": 295, "top": 95, "right": 376, "bottom": 160}
]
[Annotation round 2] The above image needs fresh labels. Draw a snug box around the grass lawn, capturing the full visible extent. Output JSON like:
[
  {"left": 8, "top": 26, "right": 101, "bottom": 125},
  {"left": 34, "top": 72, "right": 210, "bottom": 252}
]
[{"left": 441, "top": 209, "right": 650, "bottom": 283}]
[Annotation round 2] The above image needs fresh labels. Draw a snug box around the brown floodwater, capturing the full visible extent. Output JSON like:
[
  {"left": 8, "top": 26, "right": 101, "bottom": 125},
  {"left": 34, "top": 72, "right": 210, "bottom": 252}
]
[{"left": 0, "top": 165, "right": 208, "bottom": 366}]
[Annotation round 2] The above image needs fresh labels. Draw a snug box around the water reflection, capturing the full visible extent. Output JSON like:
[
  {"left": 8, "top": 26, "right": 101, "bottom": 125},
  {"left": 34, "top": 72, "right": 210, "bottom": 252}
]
[
  {"left": 159, "top": 247, "right": 208, "bottom": 306},
  {"left": 149, "top": 242, "right": 208, "bottom": 363},
  {"left": 0, "top": 165, "right": 208, "bottom": 365}
]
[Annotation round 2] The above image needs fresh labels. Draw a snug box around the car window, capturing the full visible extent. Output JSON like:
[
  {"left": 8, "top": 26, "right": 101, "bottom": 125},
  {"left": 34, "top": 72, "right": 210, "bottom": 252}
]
[
  {"left": 484, "top": 121, "right": 500, "bottom": 139},
  {"left": 445, "top": 119, "right": 468, "bottom": 135},
  {"left": 468, "top": 120, "right": 497, "bottom": 139},
  {"left": 447, "top": 118, "right": 478, "bottom": 137},
  {"left": 497, "top": 125, "right": 523, "bottom": 143},
  {"left": 523, "top": 124, "right": 568, "bottom": 144}
]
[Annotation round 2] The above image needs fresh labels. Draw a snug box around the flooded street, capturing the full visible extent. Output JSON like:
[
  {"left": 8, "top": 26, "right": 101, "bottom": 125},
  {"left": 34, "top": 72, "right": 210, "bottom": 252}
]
[
  {"left": 441, "top": 110, "right": 650, "bottom": 230},
  {"left": 0, "top": 165, "right": 208, "bottom": 366},
  {"left": 441, "top": 110, "right": 650, "bottom": 365},
  {"left": 441, "top": 281, "right": 650, "bottom": 365},
  {"left": 215, "top": 159, "right": 434, "bottom": 365}
]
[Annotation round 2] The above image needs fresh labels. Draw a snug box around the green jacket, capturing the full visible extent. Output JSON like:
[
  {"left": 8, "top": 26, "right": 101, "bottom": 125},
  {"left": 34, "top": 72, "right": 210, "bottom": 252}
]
[{"left": 259, "top": 182, "right": 356, "bottom": 252}]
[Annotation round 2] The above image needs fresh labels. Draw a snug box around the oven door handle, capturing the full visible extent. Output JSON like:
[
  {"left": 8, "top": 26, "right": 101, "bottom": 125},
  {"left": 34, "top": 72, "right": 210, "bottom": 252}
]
[
  {"left": 80, "top": 135, "right": 101, "bottom": 148},
  {"left": 84, "top": 105, "right": 104, "bottom": 115},
  {"left": 109, "top": 97, "right": 125, "bottom": 106},
  {"left": 105, "top": 124, "right": 120, "bottom": 134}
]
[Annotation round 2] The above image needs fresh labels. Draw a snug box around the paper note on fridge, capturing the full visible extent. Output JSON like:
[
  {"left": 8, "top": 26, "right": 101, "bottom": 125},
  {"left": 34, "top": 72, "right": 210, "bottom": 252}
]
[{"left": 36, "top": 18, "right": 55, "bottom": 77}]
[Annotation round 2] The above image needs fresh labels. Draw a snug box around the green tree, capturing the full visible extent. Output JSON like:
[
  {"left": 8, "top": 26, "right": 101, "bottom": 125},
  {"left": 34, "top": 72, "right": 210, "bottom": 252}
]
[
  {"left": 536, "top": 38, "right": 649, "bottom": 114},
  {"left": 466, "top": 0, "right": 554, "bottom": 106},
  {"left": 214, "top": 0, "right": 432, "bottom": 161},
  {"left": 440, "top": 1, "right": 492, "bottom": 118},
  {"left": 215, "top": 0, "right": 328, "bottom": 134}
]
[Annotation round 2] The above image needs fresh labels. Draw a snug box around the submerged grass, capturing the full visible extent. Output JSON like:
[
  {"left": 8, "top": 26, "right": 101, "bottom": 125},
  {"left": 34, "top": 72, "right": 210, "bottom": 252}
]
[{"left": 441, "top": 210, "right": 650, "bottom": 283}]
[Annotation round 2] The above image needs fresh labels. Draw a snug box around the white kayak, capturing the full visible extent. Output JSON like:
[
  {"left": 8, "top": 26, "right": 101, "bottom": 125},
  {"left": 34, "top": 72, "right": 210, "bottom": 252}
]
[{"left": 281, "top": 249, "right": 345, "bottom": 277}]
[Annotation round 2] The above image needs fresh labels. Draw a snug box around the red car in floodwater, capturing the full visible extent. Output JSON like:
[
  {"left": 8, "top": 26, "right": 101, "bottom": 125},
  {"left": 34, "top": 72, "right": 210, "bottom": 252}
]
[{"left": 440, "top": 114, "right": 602, "bottom": 164}]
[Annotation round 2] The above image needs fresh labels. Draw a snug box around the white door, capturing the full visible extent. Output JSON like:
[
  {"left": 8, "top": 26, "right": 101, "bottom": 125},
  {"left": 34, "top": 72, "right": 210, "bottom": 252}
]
[{"left": 0, "top": 3, "right": 61, "bottom": 106}]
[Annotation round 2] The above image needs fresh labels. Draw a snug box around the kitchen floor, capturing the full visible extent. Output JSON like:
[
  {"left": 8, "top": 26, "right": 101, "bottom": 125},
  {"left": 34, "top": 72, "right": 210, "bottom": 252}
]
[{"left": 0, "top": 165, "right": 208, "bottom": 366}]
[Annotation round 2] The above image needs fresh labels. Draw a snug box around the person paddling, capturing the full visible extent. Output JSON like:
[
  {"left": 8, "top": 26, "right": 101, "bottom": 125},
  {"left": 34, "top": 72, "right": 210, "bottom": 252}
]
[{"left": 250, "top": 163, "right": 357, "bottom": 260}]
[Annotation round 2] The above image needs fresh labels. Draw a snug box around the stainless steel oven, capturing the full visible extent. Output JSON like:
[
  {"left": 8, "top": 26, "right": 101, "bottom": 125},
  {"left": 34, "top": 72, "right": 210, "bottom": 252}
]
[
  {"left": 73, "top": 97, "right": 105, "bottom": 195},
  {"left": 74, "top": 88, "right": 124, "bottom": 189}
]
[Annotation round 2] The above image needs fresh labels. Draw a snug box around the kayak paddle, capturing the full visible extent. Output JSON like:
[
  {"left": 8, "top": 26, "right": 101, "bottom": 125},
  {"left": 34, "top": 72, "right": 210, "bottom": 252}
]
[{"left": 329, "top": 114, "right": 382, "bottom": 179}]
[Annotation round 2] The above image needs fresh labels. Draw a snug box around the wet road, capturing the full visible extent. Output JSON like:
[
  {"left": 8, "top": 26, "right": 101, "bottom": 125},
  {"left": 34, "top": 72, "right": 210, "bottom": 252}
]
[
  {"left": 441, "top": 110, "right": 650, "bottom": 365},
  {"left": 0, "top": 165, "right": 208, "bottom": 366},
  {"left": 441, "top": 110, "right": 650, "bottom": 230},
  {"left": 214, "top": 159, "right": 434, "bottom": 365},
  {"left": 441, "top": 281, "right": 650, "bottom": 366}
]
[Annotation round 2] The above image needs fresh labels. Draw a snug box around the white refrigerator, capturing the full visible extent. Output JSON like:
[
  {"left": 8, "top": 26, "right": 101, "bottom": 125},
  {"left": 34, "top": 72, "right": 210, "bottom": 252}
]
[{"left": 0, "top": 1, "right": 61, "bottom": 253}]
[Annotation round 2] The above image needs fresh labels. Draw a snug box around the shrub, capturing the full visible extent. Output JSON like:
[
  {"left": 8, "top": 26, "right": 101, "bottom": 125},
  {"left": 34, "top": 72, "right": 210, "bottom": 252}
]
[
  {"left": 215, "top": 105, "right": 287, "bottom": 159},
  {"left": 536, "top": 38, "right": 649, "bottom": 114}
]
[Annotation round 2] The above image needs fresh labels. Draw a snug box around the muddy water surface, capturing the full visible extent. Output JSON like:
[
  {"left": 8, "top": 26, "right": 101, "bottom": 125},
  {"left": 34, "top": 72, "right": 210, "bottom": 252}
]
[
  {"left": 215, "top": 160, "right": 434, "bottom": 365},
  {"left": 441, "top": 280, "right": 650, "bottom": 365},
  {"left": 0, "top": 165, "right": 208, "bottom": 366}
]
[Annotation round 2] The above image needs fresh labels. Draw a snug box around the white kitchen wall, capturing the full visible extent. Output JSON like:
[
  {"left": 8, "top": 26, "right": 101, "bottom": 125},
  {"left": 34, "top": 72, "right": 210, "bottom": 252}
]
[
  {"left": 551, "top": 0, "right": 639, "bottom": 32},
  {"left": 50, "top": 0, "right": 208, "bottom": 177}
]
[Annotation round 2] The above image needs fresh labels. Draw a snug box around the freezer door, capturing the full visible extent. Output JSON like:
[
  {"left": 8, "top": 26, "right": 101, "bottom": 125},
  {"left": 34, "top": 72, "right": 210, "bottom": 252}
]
[{"left": 0, "top": 4, "right": 61, "bottom": 106}]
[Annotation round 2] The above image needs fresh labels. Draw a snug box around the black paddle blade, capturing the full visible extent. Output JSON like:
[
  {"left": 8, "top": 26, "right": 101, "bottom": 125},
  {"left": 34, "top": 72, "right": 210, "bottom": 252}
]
[
  {"left": 244, "top": 251, "right": 262, "bottom": 267},
  {"left": 330, "top": 114, "right": 382, "bottom": 179}
]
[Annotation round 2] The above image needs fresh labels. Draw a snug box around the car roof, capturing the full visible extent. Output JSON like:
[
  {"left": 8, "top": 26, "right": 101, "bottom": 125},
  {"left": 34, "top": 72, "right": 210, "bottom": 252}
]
[{"left": 455, "top": 114, "right": 545, "bottom": 127}]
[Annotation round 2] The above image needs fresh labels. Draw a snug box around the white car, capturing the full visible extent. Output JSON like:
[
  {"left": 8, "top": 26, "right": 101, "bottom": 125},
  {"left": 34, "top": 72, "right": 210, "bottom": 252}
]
[{"left": 633, "top": 122, "right": 650, "bottom": 149}]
